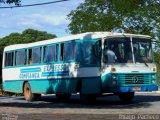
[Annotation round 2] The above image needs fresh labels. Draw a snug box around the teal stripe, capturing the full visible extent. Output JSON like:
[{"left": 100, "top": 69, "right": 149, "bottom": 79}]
[
  {"left": 42, "top": 71, "right": 69, "bottom": 77},
  {"left": 20, "top": 67, "right": 41, "bottom": 73}
]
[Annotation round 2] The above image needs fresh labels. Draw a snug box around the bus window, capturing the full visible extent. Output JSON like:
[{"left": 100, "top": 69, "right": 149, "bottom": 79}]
[
  {"left": 82, "top": 42, "right": 97, "bottom": 65},
  {"left": 32, "top": 47, "right": 41, "bottom": 64},
  {"left": 64, "top": 42, "right": 77, "bottom": 61},
  {"left": 44, "top": 45, "right": 58, "bottom": 63},
  {"left": 28, "top": 49, "right": 32, "bottom": 64},
  {"left": 132, "top": 38, "right": 153, "bottom": 63},
  {"left": 5, "top": 52, "right": 14, "bottom": 67},
  {"left": 60, "top": 43, "right": 64, "bottom": 61},
  {"left": 104, "top": 37, "right": 132, "bottom": 63},
  {"left": 15, "top": 50, "right": 26, "bottom": 65},
  {"left": 55, "top": 44, "right": 59, "bottom": 62}
]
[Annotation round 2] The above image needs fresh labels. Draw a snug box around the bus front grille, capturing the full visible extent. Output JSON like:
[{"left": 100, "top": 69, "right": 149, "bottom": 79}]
[{"left": 118, "top": 74, "right": 150, "bottom": 85}]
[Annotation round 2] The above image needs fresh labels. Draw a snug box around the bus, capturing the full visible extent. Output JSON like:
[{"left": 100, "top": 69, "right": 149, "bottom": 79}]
[{"left": 2, "top": 32, "right": 158, "bottom": 102}]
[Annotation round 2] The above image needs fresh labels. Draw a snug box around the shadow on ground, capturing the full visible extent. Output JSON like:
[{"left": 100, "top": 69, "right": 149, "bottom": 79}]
[{"left": 0, "top": 94, "right": 160, "bottom": 109}]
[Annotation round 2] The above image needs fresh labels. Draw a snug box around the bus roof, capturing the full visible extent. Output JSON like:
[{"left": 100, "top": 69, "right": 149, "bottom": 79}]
[{"left": 4, "top": 32, "right": 151, "bottom": 51}]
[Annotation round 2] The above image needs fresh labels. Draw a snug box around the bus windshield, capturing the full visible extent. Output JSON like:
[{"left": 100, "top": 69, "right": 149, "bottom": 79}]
[
  {"left": 104, "top": 37, "right": 132, "bottom": 63},
  {"left": 103, "top": 37, "right": 153, "bottom": 64},
  {"left": 133, "top": 38, "right": 153, "bottom": 63}
]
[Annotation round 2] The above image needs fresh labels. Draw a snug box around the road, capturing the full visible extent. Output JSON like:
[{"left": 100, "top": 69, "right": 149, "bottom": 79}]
[{"left": 0, "top": 92, "right": 160, "bottom": 120}]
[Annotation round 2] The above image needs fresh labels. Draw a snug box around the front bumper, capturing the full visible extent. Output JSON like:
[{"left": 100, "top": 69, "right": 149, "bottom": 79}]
[{"left": 107, "top": 85, "right": 158, "bottom": 93}]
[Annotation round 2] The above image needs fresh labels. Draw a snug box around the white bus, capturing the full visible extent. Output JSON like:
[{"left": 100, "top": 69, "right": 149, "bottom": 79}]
[{"left": 2, "top": 32, "right": 158, "bottom": 102}]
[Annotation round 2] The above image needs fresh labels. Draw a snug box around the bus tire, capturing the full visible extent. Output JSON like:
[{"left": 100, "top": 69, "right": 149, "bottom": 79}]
[
  {"left": 23, "top": 82, "right": 35, "bottom": 102},
  {"left": 118, "top": 92, "right": 135, "bottom": 103},
  {"left": 56, "top": 93, "right": 71, "bottom": 101}
]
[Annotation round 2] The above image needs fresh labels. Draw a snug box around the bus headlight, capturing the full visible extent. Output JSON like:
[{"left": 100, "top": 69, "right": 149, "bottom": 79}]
[
  {"left": 112, "top": 74, "right": 117, "bottom": 85},
  {"left": 112, "top": 74, "right": 117, "bottom": 80},
  {"left": 111, "top": 67, "right": 116, "bottom": 72},
  {"left": 112, "top": 80, "right": 117, "bottom": 85},
  {"left": 152, "top": 67, "right": 156, "bottom": 72},
  {"left": 151, "top": 75, "right": 155, "bottom": 79},
  {"left": 151, "top": 80, "right": 156, "bottom": 84}
]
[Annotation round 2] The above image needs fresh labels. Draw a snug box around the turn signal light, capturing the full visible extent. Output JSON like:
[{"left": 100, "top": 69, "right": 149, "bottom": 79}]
[
  {"left": 111, "top": 67, "right": 116, "bottom": 72},
  {"left": 152, "top": 67, "right": 156, "bottom": 72}
]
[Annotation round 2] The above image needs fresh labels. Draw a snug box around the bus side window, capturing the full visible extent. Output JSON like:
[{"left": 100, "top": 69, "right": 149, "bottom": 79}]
[
  {"left": 55, "top": 44, "right": 59, "bottom": 62},
  {"left": 64, "top": 43, "right": 69, "bottom": 61},
  {"left": 32, "top": 47, "right": 42, "bottom": 64},
  {"left": 5, "top": 52, "right": 14, "bottom": 67},
  {"left": 15, "top": 50, "right": 27, "bottom": 65},
  {"left": 60, "top": 43, "right": 64, "bottom": 61},
  {"left": 44, "top": 46, "right": 52, "bottom": 63},
  {"left": 43, "top": 45, "right": 58, "bottom": 63},
  {"left": 82, "top": 42, "right": 97, "bottom": 65},
  {"left": 28, "top": 49, "right": 32, "bottom": 64},
  {"left": 64, "top": 41, "right": 77, "bottom": 61}
]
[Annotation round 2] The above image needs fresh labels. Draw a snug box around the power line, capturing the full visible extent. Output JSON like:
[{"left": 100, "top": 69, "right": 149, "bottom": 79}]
[{"left": 0, "top": 0, "right": 72, "bottom": 9}]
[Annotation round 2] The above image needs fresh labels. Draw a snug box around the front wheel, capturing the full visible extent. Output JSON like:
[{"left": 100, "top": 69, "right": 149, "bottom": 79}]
[
  {"left": 118, "top": 92, "right": 135, "bottom": 103},
  {"left": 23, "top": 82, "right": 36, "bottom": 102}
]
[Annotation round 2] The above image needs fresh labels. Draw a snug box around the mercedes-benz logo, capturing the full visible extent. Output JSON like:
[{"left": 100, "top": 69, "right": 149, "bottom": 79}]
[{"left": 132, "top": 76, "right": 138, "bottom": 83}]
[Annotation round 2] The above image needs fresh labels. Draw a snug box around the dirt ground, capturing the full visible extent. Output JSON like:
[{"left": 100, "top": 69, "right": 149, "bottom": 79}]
[{"left": 0, "top": 93, "right": 160, "bottom": 120}]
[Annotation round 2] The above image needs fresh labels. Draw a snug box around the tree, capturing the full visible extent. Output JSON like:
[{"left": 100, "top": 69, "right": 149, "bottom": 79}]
[
  {"left": 22, "top": 29, "right": 56, "bottom": 43},
  {"left": 68, "top": 0, "right": 160, "bottom": 41},
  {"left": 0, "top": 0, "right": 20, "bottom": 5},
  {"left": 0, "top": 29, "right": 56, "bottom": 53}
]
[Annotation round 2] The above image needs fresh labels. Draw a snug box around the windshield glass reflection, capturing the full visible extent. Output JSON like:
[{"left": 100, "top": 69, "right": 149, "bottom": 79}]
[
  {"left": 132, "top": 38, "right": 153, "bottom": 63},
  {"left": 103, "top": 37, "right": 153, "bottom": 64},
  {"left": 104, "top": 37, "right": 132, "bottom": 63}
]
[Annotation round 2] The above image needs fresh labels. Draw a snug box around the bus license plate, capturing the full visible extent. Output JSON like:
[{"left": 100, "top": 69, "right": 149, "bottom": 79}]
[{"left": 133, "top": 87, "right": 141, "bottom": 91}]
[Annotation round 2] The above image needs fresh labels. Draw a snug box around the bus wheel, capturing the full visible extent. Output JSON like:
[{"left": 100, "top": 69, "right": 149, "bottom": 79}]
[
  {"left": 80, "top": 94, "right": 96, "bottom": 104},
  {"left": 23, "top": 82, "right": 35, "bottom": 102},
  {"left": 118, "top": 92, "right": 135, "bottom": 103},
  {"left": 56, "top": 93, "right": 71, "bottom": 101}
]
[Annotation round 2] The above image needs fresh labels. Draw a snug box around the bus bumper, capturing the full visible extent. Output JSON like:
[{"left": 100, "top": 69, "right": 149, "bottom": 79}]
[{"left": 108, "top": 85, "right": 158, "bottom": 93}]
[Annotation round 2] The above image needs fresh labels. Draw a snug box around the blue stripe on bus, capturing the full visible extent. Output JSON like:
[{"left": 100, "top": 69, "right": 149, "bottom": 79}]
[
  {"left": 42, "top": 71, "right": 69, "bottom": 77},
  {"left": 20, "top": 67, "right": 41, "bottom": 73}
]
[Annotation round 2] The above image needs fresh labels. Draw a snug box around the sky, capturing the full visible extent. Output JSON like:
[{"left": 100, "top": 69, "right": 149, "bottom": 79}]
[{"left": 0, "top": 0, "right": 85, "bottom": 38}]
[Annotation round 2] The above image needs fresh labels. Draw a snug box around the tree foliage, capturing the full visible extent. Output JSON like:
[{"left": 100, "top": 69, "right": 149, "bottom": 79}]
[
  {"left": 0, "top": 29, "right": 56, "bottom": 53},
  {"left": 0, "top": 0, "right": 20, "bottom": 5},
  {"left": 68, "top": 0, "right": 160, "bottom": 40}
]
